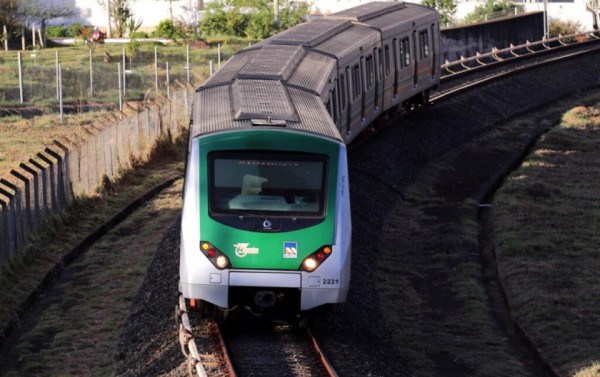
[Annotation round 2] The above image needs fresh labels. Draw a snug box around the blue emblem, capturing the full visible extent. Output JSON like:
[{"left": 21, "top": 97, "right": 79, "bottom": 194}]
[{"left": 283, "top": 241, "right": 298, "bottom": 259}]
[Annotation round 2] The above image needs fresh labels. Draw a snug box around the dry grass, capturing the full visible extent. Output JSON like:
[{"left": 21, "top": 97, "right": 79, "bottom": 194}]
[
  {"left": 0, "top": 133, "right": 186, "bottom": 363},
  {"left": 0, "top": 112, "right": 96, "bottom": 181},
  {"left": 493, "top": 102, "right": 600, "bottom": 376},
  {"left": 375, "top": 91, "right": 600, "bottom": 376},
  {"left": 1, "top": 179, "right": 183, "bottom": 376}
]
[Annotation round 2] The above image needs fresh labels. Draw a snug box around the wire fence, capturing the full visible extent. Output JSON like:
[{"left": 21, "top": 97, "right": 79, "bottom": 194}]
[
  {"left": 0, "top": 82, "right": 194, "bottom": 263},
  {"left": 0, "top": 43, "right": 231, "bottom": 114}
]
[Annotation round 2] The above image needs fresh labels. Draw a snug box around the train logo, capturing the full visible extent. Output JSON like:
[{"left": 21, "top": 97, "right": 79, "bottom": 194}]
[
  {"left": 262, "top": 219, "right": 273, "bottom": 230},
  {"left": 283, "top": 241, "right": 298, "bottom": 259},
  {"left": 234, "top": 243, "right": 260, "bottom": 257}
]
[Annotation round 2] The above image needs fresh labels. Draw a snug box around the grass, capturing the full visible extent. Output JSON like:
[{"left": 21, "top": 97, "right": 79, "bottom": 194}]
[
  {"left": 1, "top": 179, "right": 183, "bottom": 376},
  {"left": 0, "top": 133, "right": 186, "bottom": 367},
  {"left": 493, "top": 103, "right": 600, "bottom": 376},
  {"left": 0, "top": 112, "right": 95, "bottom": 181},
  {"left": 375, "top": 91, "right": 600, "bottom": 376}
]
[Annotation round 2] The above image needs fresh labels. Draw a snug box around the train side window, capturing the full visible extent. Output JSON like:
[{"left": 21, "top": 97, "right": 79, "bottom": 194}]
[
  {"left": 340, "top": 72, "right": 347, "bottom": 110},
  {"left": 420, "top": 30, "right": 430, "bottom": 59},
  {"left": 359, "top": 56, "right": 364, "bottom": 95},
  {"left": 377, "top": 48, "right": 383, "bottom": 81},
  {"left": 332, "top": 87, "right": 339, "bottom": 125},
  {"left": 384, "top": 44, "right": 391, "bottom": 76},
  {"left": 401, "top": 37, "right": 410, "bottom": 67},
  {"left": 365, "top": 54, "right": 374, "bottom": 90},
  {"left": 352, "top": 63, "right": 360, "bottom": 100}
]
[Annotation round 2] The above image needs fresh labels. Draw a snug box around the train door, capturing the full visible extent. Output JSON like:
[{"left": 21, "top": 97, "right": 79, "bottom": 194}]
[
  {"left": 329, "top": 79, "right": 340, "bottom": 130},
  {"left": 338, "top": 69, "right": 349, "bottom": 133},
  {"left": 430, "top": 23, "right": 439, "bottom": 80},
  {"left": 349, "top": 61, "right": 362, "bottom": 134},
  {"left": 412, "top": 30, "right": 418, "bottom": 88},
  {"left": 392, "top": 38, "right": 399, "bottom": 99},
  {"left": 340, "top": 66, "right": 352, "bottom": 132},
  {"left": 360, "top": 56, "right": 366, "bottom": 122},
  {"left": 373, "top": 47, "right": 380, "bottom": 112},
  {"left": 398, "top": 36, "right": 412, "bottom": 101},
  {"left": 418, "top": 28, "right": 432, "bottom": 84}
]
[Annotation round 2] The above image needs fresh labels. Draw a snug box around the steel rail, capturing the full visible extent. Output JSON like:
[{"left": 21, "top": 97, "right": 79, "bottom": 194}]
[
  {"left": 208, "top": 318, "right": 237, "bottom": 377},
  {"left": 177, "top": 303, "right": 340, "bottom": 377},
  {"left": 307, "top": 327, "right": 339, "bottom": 377}
]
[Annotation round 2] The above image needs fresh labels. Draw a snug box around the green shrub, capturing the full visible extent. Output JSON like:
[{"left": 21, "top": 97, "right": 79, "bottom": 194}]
[
  {"left": 246, "top": 5, "right": 273, "bottom": 39},
  {"left": 152, "top": 19, "right": 177, "bottom": 39},
  {"left": 130, "top": 31, "right": 148, "bottom": 39},
  {"left": 67, "top": 23, "right": 84, "bottom": 37},
  {"left": 46, "top": 26, "right": 68, "bottom": 38},
  {"left": 548, "top": 18, "right": 581, "bottom": 37},
  {"left": 201, "top": 3, "right": 248, "bottom": 37}
]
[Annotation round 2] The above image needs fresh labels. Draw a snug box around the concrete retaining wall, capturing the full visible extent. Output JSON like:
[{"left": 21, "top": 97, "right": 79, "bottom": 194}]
[{"left": 441, "top": 12, "right": 545, "bottom": 62}]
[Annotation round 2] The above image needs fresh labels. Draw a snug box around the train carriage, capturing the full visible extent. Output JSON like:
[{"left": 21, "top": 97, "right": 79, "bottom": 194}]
[{"left": 179, "top": 1, "right": 440, "bottom": 316}]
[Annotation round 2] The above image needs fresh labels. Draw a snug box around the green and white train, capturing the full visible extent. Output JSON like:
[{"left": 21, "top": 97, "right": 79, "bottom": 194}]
[{"left": 179, "top": 1, "right": 440, "bottom": 315}]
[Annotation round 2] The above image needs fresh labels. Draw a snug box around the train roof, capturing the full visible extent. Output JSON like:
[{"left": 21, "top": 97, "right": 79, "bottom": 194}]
[
  {"left": 191, "top": 83, "right": 342, "bottom": 141},
  {"left": 191, "top": 1, "right": 438, "bottom": 142}
]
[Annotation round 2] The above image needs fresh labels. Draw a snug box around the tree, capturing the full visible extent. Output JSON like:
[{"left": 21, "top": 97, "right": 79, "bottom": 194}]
[
  {"left": 200, "top": 0, "right": 307, "bottom": 38},
  {"left": 125, "top": 17, "right": 142, "bottom": 68},
  {"left": 277, "top": 1, "right": 308, "bottom": 30},
  {"left": 246, "top": 2, "right": 273, "bottom": 39},
  {"left": 463, "top": 0, "right": 524, "bottom": 24},
  {"left": 97, "top": 0, "right": 135, "bottom": 37},
  {"left": 421, "top": 0, "right": 456, "bottom": 26},
  {"left": 0, "top": 0, "right": 73, "bottom": 49}
]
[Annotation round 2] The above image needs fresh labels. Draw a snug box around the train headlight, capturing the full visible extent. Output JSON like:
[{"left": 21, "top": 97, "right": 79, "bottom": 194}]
[
  {"left": 199, "top": 241, "right": 231, "bottom": 270},
  {"left": 215, "top": 255, "right": 229, "bottom": 269},
  {"left": 300, "top": 245, "right": 332, "bottom": 272},
  {"left": 302, "top": 258, "right": 318, "bottom": 272}
]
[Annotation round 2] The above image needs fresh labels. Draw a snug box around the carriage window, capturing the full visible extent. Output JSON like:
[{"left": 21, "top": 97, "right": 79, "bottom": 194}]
[
  {"left": 419, "top": 30, "right": 430, "bottom": 59},
  {"left": 209, "top": 152, "right": 328, "bottom": 217},
  {"left": 401, "top": 37, "right": 411, "bottom": 67},
  {"left": 384, "top": 44, "right": 391, "bottom": 76},
  {"left": 365, "top": 54, "right": 374, "bottom": 90}
]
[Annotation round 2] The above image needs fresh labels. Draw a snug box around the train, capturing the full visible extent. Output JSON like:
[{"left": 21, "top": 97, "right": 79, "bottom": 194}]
[{"left": 179, "top": 1, "right": 441, "bottom": 317}]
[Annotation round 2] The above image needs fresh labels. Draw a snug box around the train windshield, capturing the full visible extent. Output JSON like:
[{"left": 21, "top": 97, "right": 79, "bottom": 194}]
[{"left": 209, "top": 151, "right": 328, "bottom": 217}]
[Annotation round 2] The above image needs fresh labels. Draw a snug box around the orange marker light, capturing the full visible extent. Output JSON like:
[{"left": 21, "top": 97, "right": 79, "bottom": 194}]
[
  {"left": 201, "top": 242, "right": 210, "bottom": 251},
  {"left": 323, "top": 246, "right": 332, "bottom": 254}
]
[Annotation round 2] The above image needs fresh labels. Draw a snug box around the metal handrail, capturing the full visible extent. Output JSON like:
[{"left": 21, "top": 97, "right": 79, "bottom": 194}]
[{"left": 442, "top": 30, "right": 598, "bottom": 73}]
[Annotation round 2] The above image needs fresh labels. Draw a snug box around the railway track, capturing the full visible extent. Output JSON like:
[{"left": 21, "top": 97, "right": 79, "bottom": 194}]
[
  {"left": 173, "top": 38, "right": 600, "bottom": 377},
  {"left": 436, "top": 31, "right": 600, "bottom": 99},
  {"left": 2, "top": 32, "right": 600, "bottom": 377},
  {"left": 177, "top": 295, "right": 337, "bottom": 377}
]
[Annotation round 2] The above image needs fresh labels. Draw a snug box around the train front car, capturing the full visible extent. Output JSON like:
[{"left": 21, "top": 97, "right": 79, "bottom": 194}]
[
  {"left": 180, "top": 0, "right": 440, "bottom": 317},
  {"left": 180, "top": 125, "right": 350, "bottom": 315},
  {"left": 179, "top": 28, "right": 353, "bottom": 315}
]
